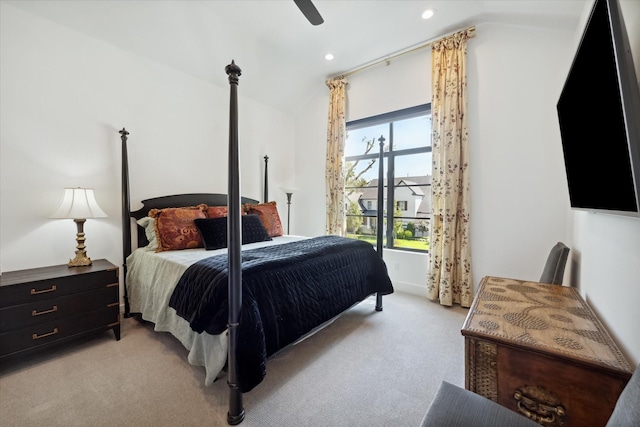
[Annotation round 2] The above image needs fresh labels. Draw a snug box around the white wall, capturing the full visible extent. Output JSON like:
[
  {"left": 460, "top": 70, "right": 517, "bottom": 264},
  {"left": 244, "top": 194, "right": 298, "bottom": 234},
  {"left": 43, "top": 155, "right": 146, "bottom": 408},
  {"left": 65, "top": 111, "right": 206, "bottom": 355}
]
[
  {"left": 565, "top": 0, "right": 640, "bottom": 366},
  {"left": 0, "top": 4, "right": 296, "bottom": 292},
  {"left": 469, "top": 23, "right": 572, "bottom": 284}
]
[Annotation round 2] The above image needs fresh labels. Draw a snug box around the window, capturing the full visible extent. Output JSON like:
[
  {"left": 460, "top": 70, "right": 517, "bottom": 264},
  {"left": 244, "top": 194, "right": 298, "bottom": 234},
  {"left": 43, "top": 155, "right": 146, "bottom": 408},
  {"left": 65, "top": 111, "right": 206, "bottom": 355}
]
[{"left": 345, "top": 104, "right": 432, "bottom": 252}]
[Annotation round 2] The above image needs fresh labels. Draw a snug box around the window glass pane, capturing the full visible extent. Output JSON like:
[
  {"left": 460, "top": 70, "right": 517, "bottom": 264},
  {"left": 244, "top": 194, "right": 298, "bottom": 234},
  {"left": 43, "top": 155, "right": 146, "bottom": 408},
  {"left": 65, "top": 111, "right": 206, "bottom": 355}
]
[
  {"left": 393, "top": 221, "right": 430, "bottom": 251},
  {"left": 345, "top": 105, "right": 431, "bottom": 253},
  {"left": 394, "top": 152, "right": 431, "bottom": 178},
  {"left": 393, "top": 115, "right": 431, "bottom": 151},
  {"left": 345, "top": 124, "right": 388, "bottom": 158},
  {"left": 346, "top": 156, "right": 382, "bottom": 189}
]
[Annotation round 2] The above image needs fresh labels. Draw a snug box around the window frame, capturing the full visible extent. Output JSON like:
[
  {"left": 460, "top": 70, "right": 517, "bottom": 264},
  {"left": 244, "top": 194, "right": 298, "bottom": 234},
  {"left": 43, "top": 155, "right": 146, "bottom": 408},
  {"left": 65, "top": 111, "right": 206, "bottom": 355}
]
[{"left": 345, "top": 103, "right": 432, "bottom": 253}]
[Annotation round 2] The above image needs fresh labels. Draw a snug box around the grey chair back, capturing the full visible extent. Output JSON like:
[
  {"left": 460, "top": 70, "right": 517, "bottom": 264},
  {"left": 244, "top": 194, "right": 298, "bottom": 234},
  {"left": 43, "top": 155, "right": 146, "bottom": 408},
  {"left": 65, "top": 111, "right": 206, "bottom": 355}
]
[
  {"left": 606, "top": 364, "right": 640, "bottom": 426},
  {"left": 539, "top": 242, "right": 570, "bottom": 285}
]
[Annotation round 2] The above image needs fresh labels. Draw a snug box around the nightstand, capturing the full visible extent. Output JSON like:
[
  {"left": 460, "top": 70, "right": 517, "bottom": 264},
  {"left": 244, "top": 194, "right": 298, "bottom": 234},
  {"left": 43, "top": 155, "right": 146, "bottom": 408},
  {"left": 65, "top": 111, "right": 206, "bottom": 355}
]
[{"left": 0, "top": 259, "right": 120, "bottom": 361}]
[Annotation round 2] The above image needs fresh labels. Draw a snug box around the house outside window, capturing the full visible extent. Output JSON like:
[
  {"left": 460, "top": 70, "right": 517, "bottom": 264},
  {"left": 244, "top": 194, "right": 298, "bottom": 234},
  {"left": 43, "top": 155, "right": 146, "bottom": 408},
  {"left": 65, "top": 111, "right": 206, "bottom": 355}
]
[{"left": 344, "top": 104, "right": 432, "bottom": 252}]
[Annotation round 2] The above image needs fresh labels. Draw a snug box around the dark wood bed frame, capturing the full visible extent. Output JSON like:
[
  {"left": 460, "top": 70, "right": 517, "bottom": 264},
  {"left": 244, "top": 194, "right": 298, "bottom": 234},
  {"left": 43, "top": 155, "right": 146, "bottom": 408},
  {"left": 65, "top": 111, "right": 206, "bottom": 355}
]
[{"left": 118, "top": 60, "right": 386, "bottom": 425}]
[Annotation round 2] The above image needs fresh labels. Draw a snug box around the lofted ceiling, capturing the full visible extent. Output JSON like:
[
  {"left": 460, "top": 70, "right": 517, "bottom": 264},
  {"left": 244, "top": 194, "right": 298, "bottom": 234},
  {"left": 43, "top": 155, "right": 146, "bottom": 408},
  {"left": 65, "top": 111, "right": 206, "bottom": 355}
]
[{"left": 5, "top": 0, "right": 587, "bottom": 114}]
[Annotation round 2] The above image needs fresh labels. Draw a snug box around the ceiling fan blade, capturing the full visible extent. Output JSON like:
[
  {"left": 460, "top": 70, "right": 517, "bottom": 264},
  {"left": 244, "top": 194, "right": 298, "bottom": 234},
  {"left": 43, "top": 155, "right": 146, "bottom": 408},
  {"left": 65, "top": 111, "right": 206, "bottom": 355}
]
[{"left": 294, "top": 0, "right": 324, "bottom": 26}]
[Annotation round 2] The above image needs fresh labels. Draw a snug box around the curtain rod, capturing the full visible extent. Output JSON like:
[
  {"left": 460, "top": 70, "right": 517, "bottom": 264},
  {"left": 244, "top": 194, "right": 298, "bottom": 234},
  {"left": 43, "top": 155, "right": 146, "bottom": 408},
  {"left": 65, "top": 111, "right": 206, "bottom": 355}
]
[{"left": 330, "top": 25, "right": 476, "bottom": 80}]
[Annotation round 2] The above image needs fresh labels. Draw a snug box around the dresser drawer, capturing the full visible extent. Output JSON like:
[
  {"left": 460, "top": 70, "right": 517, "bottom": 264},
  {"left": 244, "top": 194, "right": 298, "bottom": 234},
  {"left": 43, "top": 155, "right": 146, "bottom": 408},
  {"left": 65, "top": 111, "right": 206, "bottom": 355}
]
[
  {"left": 0, "top": 305, "right": 119, "bottom": 358},
  {"left": 0, "top": 285, "right": 118, "bottom": 333},
  {"left": 0, "top": 268, "right": 117, "bottom": 307}
]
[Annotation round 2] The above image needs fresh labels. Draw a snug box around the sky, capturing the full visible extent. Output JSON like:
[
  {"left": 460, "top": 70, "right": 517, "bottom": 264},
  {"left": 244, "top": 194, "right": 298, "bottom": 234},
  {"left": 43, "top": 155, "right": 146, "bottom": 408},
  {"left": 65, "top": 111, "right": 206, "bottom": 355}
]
[{"left": 345, "top": 115, "right": 432, "bottom": 182}]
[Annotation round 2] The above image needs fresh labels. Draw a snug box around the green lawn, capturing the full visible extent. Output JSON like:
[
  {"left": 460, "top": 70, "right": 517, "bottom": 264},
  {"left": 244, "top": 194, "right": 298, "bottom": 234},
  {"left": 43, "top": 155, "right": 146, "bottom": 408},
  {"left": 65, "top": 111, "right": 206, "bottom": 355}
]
[{"left": 347, "top": 234, "right": 429, "bottom": 251}]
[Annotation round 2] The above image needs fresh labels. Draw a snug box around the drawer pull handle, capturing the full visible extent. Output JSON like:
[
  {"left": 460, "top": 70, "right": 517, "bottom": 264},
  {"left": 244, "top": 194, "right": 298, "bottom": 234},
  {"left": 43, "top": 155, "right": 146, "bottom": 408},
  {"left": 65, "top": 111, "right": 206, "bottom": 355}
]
[
  {"left": 32, "top": 306, "right": 58, "bottom": 316},
  {"left": 31, "top": 285, "right": 57, "bottom": 295},
  {"left": 32, "top": 328, "right": 59, "bottom": 340},
  {"left": 514, "top": 386, "right": 565, "bottom": 426}
]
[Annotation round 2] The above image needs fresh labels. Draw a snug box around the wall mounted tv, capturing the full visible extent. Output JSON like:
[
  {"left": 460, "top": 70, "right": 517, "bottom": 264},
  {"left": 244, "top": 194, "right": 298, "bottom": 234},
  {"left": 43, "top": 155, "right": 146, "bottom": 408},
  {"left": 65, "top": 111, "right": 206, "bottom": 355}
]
[{"left": 557, "top": 0, "right": 640, "bottom": 217}]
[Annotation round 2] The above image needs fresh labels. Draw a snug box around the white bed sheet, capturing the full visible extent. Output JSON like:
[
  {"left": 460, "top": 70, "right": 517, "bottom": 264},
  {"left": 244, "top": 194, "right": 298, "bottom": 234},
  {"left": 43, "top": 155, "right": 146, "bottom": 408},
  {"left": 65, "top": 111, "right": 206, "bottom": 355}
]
[{"left": 126, "top": 235, "right": 306, "bottom": 386}]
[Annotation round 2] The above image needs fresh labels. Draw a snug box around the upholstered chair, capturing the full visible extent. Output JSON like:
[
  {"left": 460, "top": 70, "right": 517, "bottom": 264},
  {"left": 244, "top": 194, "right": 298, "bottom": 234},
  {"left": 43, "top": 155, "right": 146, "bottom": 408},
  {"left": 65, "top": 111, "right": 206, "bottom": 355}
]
[{"left": 539, "top": 242, "right": 570, "bottom": 285}]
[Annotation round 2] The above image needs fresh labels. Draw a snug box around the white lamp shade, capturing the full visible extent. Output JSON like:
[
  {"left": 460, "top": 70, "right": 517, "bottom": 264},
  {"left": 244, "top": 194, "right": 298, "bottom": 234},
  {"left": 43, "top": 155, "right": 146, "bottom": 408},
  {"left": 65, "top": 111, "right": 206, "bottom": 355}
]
[
  {"left": 50, "top": 188, "right": 108, "bottom": 219},
  {"left": 280, "top": 186, "right": 298, "bottom": 194}
]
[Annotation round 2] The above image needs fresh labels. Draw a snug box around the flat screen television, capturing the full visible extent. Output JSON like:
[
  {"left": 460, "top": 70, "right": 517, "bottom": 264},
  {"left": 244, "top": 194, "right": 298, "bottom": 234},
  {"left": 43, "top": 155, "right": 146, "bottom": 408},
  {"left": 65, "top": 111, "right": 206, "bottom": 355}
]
[{"left": 557, "top": 0, "right": 640, "bottom": 217}]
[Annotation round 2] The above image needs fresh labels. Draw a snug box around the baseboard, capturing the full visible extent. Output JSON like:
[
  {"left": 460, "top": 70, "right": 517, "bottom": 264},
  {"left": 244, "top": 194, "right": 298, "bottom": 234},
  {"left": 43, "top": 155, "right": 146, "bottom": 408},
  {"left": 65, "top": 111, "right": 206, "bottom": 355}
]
[{"left": 391, "top": 280, "right": 427, "bottom": 297}]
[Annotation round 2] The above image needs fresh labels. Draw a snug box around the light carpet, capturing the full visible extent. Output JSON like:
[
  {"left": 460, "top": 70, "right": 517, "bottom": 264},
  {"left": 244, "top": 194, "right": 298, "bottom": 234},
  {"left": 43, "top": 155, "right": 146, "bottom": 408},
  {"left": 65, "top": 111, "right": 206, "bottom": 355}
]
[{"left": 0, "top": 292, "right": 468, "bottom": 427}]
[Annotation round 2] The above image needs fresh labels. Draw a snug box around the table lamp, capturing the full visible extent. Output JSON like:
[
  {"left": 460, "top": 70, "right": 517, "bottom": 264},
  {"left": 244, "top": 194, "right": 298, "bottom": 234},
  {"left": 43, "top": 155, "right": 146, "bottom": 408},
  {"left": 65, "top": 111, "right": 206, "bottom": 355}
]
[{"left": 50, "top": 187, "right": 108, "bottom": 267}]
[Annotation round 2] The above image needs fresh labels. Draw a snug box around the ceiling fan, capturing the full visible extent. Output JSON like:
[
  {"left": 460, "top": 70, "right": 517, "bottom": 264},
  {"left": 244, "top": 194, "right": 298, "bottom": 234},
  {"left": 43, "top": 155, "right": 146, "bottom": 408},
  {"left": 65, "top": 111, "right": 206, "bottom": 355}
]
[{"left": 294, "top": 0, "right": 324, "bottom": 26}]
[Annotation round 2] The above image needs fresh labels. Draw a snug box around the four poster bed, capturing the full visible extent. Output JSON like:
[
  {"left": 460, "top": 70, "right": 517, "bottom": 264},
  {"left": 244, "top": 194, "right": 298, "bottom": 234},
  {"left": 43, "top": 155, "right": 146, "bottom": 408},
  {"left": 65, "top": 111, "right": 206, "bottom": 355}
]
[{"left": 119, "top": 61, "right": 393, "bottom": 424}]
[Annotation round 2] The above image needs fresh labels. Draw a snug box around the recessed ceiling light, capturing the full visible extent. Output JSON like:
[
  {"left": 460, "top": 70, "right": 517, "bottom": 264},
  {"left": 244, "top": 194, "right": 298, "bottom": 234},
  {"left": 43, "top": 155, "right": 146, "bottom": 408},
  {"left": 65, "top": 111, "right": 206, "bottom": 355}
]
[
  {"left": 325, "top": 53, "right": 334, "bottom": 61},
  {"left": 422, "top": 9, "right": 435, "bottom": 20}
]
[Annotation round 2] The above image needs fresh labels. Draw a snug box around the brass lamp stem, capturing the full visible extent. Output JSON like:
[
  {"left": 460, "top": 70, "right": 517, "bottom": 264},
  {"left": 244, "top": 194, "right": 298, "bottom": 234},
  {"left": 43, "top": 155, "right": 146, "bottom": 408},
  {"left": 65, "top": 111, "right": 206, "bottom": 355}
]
[{"left": 68, "top": 218, "right": 92, "bottom": 267}]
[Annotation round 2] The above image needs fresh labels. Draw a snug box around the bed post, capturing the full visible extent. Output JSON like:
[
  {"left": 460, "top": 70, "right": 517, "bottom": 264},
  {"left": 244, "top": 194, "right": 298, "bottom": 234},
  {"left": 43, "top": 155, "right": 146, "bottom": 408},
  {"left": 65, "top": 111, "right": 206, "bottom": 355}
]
[
  {"left": 119, "top": 127, "right": 132, "bottom": 317},
  {"left": 225, "top": 60, "right": 245, "bottom": 425},
  {"left": 375, "top": 135, "right": 385, "bottom": 312},
  {"left": 263, "top": 155, "right": 269, "bottom": 202}
]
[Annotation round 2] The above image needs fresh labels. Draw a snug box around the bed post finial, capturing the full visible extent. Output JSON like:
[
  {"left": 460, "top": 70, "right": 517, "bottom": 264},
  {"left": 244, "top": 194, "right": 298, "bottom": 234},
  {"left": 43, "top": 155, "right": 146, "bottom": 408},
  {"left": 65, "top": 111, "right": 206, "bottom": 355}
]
[{"left": 226, "top": 60, "right": 242, "bottom": 84}]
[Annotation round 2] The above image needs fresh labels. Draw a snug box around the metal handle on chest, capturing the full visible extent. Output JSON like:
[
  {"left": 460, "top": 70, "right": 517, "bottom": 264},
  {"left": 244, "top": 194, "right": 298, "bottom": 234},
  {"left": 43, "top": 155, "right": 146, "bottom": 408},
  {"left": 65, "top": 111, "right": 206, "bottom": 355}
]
[{"left": 514, "top": 386, "right": 565, "bottom": 426}]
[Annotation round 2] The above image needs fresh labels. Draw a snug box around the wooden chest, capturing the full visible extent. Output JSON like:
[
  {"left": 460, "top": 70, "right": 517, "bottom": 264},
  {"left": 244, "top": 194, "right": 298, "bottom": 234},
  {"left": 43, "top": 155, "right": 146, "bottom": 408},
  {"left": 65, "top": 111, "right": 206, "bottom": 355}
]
[{"left": 461, "top": 276, "right": 632, "bottom": 427}]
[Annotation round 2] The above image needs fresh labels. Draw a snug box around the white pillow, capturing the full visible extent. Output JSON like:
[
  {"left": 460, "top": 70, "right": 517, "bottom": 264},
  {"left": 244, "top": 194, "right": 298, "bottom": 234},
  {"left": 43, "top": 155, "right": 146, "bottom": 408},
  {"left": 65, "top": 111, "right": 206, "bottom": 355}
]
[{"left": 137, "top": 216, "right": 158, "bottom": 251}]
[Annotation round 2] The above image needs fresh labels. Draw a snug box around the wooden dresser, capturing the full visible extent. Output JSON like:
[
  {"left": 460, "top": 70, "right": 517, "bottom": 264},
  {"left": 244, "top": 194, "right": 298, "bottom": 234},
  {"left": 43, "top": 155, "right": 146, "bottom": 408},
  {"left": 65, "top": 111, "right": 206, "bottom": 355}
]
[
  {"left": 462, "top": 276, "right": 632, "bottom": 427},
  {"left": 0, "top": 259, "right": 120, "bottom": 361}
]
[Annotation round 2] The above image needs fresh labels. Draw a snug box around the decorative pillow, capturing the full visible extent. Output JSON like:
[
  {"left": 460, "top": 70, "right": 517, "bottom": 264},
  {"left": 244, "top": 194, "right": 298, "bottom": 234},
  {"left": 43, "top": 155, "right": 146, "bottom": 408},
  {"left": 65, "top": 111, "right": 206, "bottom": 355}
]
[
  {"left": 206, "top": 205, "right": 246, "bottom": 218},
  {"left": 148, "top": 204, "right": 207, "bottom": 252},
  {"left": 136, "top": 216, "right": 158, "bottom": 251},
  {"left": 243, "top": 201, "right": 283, "bottom": 237},
  {"left": 240, "top": 214, "right": 273, "bottom": 245},
  {"left": 194, "top": 215, "right": 272, "bottom": 250},
  {"left": 206, "top": 205, "right": 228, "bottom": 218}
]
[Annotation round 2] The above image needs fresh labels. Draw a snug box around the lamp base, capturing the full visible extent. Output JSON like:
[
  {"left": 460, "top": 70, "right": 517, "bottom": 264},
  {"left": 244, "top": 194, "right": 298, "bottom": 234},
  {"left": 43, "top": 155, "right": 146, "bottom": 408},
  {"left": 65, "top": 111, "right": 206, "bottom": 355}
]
[
  {"left": 68, "top": 252, "right": 92, "bottom": 267},
  {"left": 68, "top": 218, "right": 92, "bottom": 267}
]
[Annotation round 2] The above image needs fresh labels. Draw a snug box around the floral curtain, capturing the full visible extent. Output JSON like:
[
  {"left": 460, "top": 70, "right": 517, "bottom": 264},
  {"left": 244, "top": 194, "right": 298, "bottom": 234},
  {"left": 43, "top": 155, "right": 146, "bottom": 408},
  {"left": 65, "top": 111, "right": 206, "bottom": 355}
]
[
  {"left": 427, "top": 28, "right": 474, "bottom": 307},
  {"left": 325, "top": 77, "right": 348, "bottom": 236}
]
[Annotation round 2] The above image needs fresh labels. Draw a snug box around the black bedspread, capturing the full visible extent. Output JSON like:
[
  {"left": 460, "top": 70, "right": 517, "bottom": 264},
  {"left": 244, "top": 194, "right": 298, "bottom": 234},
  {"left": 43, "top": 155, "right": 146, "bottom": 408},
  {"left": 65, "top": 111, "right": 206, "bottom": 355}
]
[{"left": 169, "top": 235, "right": 394, "bottom": 392}]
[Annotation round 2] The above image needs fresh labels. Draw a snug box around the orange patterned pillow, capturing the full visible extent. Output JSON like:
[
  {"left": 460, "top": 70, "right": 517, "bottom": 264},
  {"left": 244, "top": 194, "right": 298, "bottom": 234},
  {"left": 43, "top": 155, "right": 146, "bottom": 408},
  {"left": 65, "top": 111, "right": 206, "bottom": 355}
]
[
  {"left": 244, "top": 201, "right": 283, "bottom": 237},
  {"left": 206, "top": 205, "right": 246, "bottom": 218},
  {"left": 206, "top": 205, "right": 228, "bottom": 218},
  {"left": 148, "top": 204, "right": 207, "bottom": 252}
]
